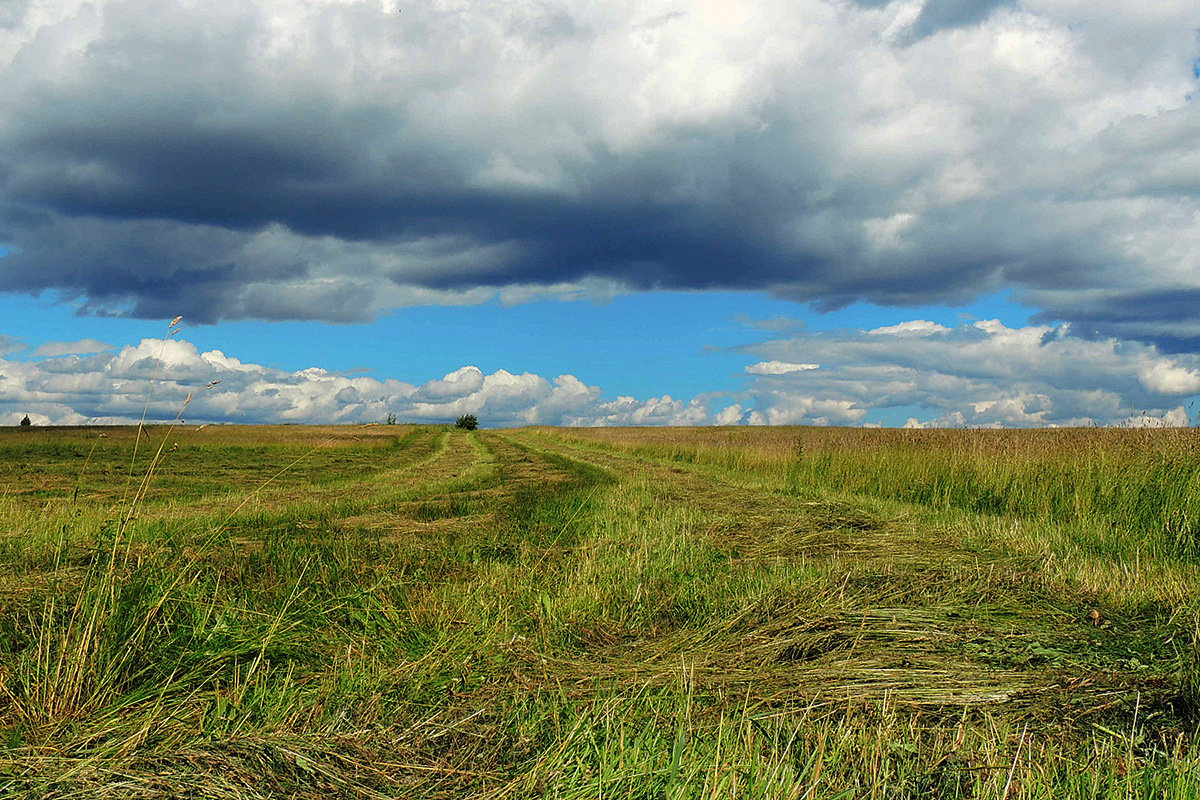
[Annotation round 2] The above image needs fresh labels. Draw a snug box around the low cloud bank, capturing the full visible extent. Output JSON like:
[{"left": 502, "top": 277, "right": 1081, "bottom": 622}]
[
  {"left": 2, "top": 321, "right": 1197, "bottom": 429},
  {"left": 737, "top": 319, "right": 1199, "bottom": 428},
  {"left": 0, "top": 337, "right": 716, "bottom": 427}
]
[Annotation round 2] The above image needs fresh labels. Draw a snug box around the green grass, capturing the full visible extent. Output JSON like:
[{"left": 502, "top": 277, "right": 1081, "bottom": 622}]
[{"left": 2, "top": 424, "right": 1199, "bottom": 798}]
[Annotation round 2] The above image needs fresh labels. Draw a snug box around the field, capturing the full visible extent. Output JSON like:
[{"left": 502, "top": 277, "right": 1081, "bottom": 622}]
[{"left": 2, "top": 423, "right": 1199, "bottom": 798}]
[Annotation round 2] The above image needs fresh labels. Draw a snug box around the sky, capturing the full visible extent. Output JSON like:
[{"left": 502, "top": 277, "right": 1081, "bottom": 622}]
[{"left": 1, "top": 0, "right": 1199, "bottom": 428}]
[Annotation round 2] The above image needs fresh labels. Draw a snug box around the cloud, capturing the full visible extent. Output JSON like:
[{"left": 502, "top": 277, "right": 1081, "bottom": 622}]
[
  {"left": 5, "top": 321, "right": 1200, "bottom": 428},
  {"left": 0, "top": 0, "right": 1194, "bottom": 350},
  {"left": 32, "top": 338, "right": 112, "bottom": 357},
  {"left": 907, "top": 0, "right": 1016, "bottom": 41},
  {"left": 570, "top": 395, "right": 711, "bottom": 427},
  {"left": 746, "top": 396, "right": 867, "bottom": 427},
  {"left": 868, "top": 320, "right": 950, "bottom": 337},
  {"left": 746, "top": 360, "right": 820, "bottom": 375},
  {"left": 1123, "top": 407, "right": 1191, "bottom": 428},
  {"left": 413, "top": 366, "right": 485, "bottom": 401},
  {"left": 1139, "top": 361, "right": 1200, "bottom": 395},
  {"left": 738, "top": 318, "right": 1200, "bottom": 427},
  {"left": 714, "top": 403, "right": 746, "bottom": 425},
  {"left": 0, "top": 335, "right": 726, "bottom": 427}
]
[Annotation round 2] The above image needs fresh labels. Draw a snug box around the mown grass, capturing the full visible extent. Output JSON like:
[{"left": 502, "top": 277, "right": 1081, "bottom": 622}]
[{"left": 2, "top": 424, "right": 1199, "bottom": 798}]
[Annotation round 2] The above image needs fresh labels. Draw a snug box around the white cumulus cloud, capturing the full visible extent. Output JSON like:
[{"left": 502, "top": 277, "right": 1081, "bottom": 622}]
[
  {"left": 5, "top": 320, "right": 1200, "bottom": 429},
  {"left": 746, "top": 360, "right": 820, "bottom": 375},
  {"left": 32, "top": 338, "right": 112, "bottom": 357},
  {"left": 738, "top": 317, "right": 1200, "bottom": 428},
  {"left": 0, "top": 335, "right": 732, "bottom": 428},
  {"left": 1138, "top": 361, "right": 1200, "bottom": 395},
  {"left": 868, "top": 321, "right": 950, "bottom": 337}
]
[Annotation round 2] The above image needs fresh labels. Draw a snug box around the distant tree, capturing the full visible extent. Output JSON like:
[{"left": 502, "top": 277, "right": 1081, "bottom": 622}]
[
  {"left": 19, "top": 415, "right": 31, "bottom": 427},
  {"left": 385, "top": 411, "right": 398, "bottom": 425},
  {"left": 455, "top": 414, "right": 478, "bottom": 430}
]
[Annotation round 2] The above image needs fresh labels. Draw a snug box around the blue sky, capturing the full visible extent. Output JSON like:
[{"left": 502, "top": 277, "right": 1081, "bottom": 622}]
[
  {"left": 1, "top": 1, "right": 1198, "bottom": 428},
  {"left": 0, "top": 279, "right": 1049, "bottom": 427},
  {"left": 0, "top": 284, "right": 1033, "bottom": 398}
]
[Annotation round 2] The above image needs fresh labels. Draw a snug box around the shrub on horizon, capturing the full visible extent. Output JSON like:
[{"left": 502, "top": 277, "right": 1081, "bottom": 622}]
[{"left": 455, "top": 414, "right": 478, "bottom": 430}]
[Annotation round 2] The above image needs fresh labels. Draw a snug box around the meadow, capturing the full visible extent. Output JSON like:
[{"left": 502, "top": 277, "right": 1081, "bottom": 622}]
[{"left": 1, "top": 423, "right": 1198, "bottom": 798}]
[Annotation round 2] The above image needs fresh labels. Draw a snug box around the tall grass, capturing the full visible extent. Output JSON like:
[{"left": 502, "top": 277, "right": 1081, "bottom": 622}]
[{"left": 533, "top": 427, "right": 1200, "bottom": 561}]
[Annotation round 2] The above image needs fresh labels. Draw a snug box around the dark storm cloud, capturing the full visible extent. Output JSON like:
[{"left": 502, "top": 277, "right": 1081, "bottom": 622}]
[
  {"left": 1029, "top": 288, "right": 1200, "bottom": 355},
  {"left": 0, "top": 0, "right": 1199, "bottom": 352}
]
